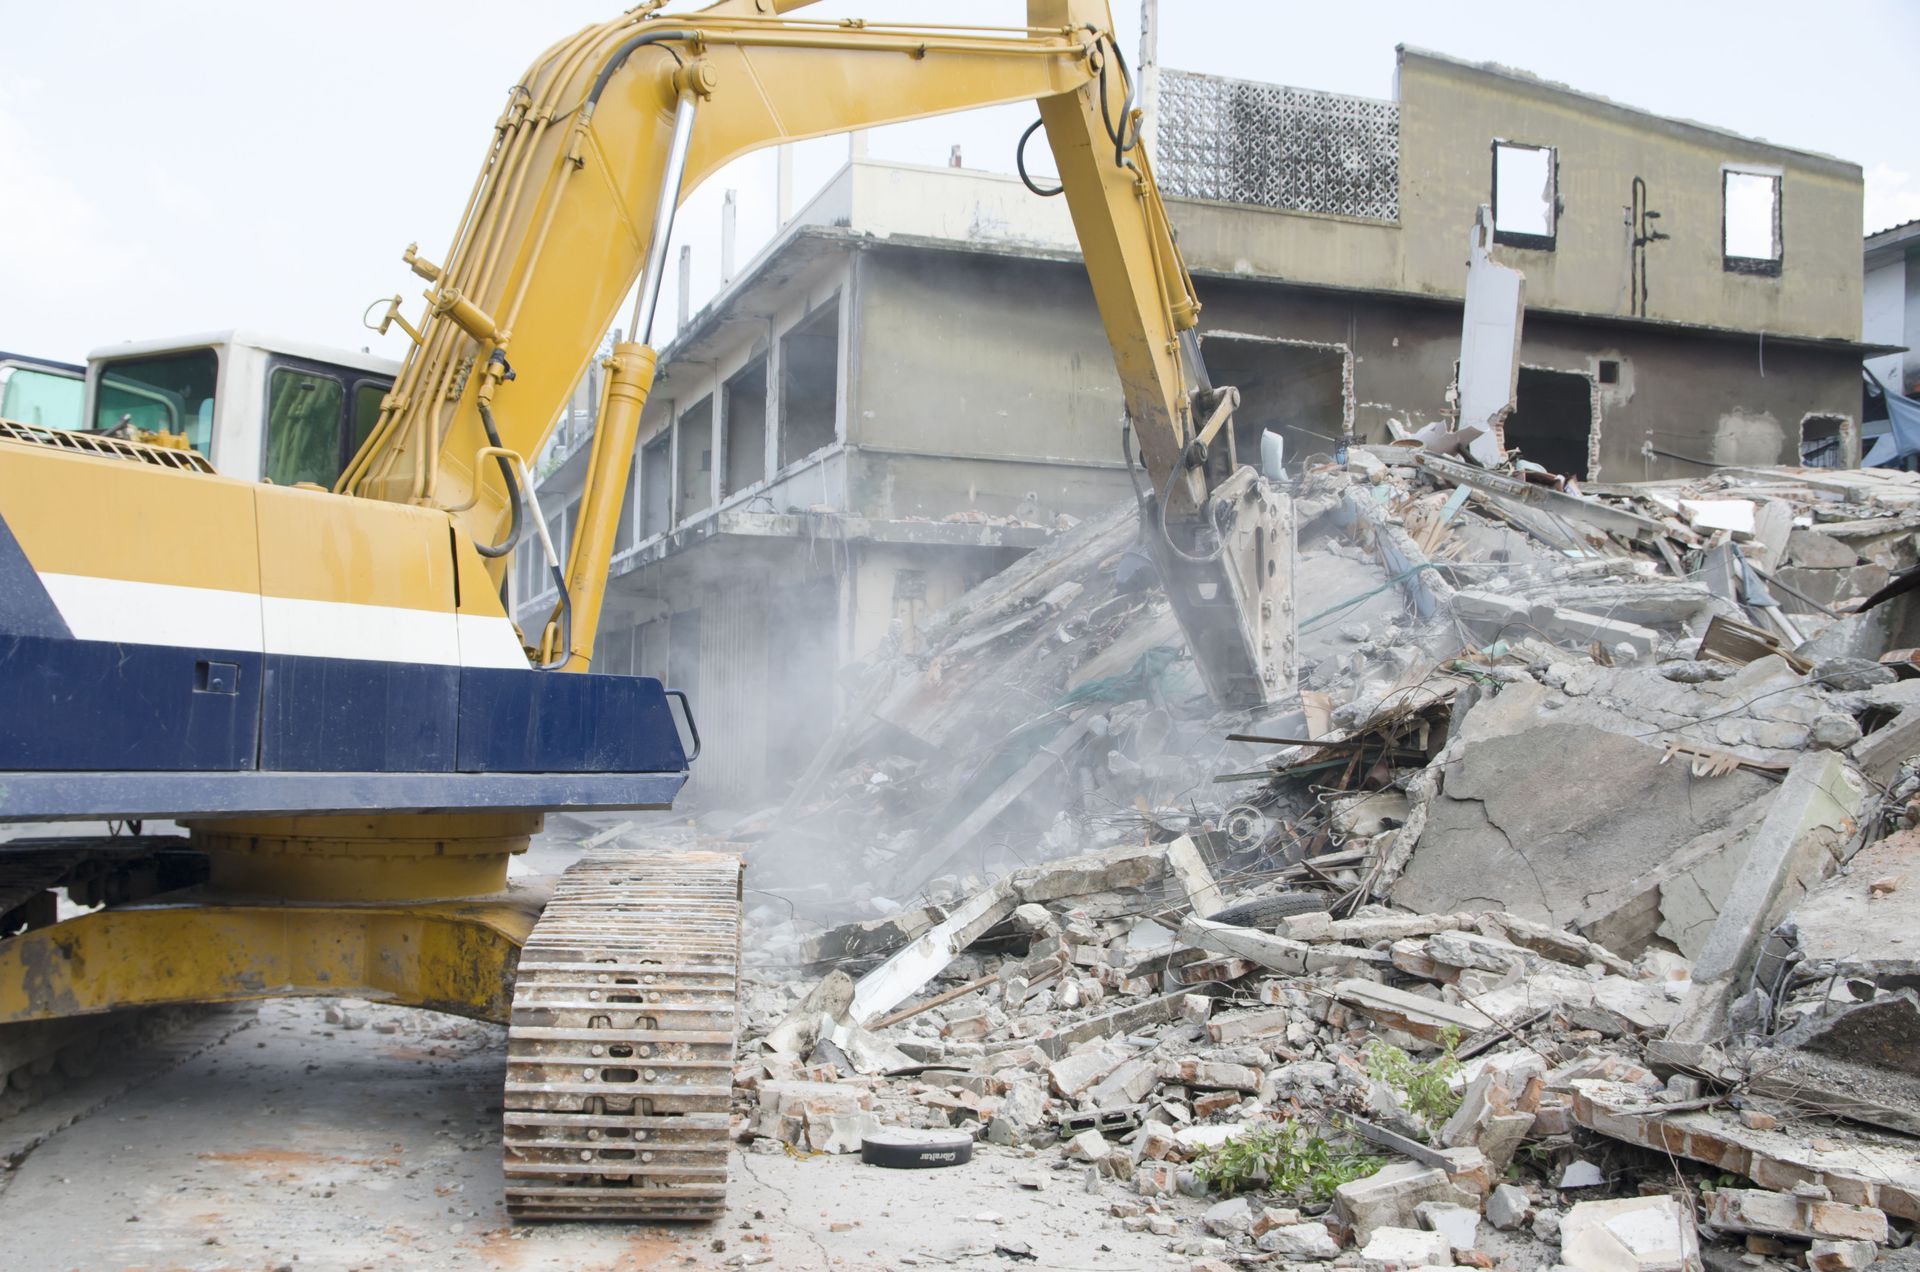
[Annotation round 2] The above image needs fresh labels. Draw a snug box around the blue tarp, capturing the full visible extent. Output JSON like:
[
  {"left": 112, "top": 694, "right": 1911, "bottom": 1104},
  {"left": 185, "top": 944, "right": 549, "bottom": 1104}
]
[{"left": 1865, "top": 369, "right": 1920, "bottom": 467}]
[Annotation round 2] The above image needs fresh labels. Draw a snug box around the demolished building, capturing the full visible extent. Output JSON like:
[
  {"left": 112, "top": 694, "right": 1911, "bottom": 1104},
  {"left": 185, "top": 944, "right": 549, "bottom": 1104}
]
[
  {"left": 515, "top": 48, "right": 1881, "bottom": 813},
  {"left": 649, "top": 446, "right": 1920, "bottom": 1270}
]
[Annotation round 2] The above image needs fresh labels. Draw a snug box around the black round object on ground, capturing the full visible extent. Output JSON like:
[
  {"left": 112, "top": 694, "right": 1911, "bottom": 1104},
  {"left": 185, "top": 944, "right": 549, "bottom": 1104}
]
[
  {"left": 1207, "top": 890, "right": 1329, "bottom": 930},
  {"left": 860, "top": 1128, "right": 974, "bottom": 1169}
]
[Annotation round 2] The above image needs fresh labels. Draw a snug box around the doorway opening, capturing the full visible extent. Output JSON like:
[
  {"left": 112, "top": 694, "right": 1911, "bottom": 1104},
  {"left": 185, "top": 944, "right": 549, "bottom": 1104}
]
[
  {"left": 1198, "top": 334, "right": 1351, "bottom": 470},
  {"left": 1504, "top": 367, "right": 1596, "bottom": 479}
]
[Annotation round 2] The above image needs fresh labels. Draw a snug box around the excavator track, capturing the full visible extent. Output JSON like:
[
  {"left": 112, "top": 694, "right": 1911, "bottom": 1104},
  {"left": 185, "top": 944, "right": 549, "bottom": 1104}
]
[{"left": 503, "top": 849, "right": 742, "bottom": 1222}]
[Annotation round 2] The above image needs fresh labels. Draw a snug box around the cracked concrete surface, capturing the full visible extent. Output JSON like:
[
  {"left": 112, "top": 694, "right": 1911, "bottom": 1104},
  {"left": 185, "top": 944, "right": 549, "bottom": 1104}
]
[
  {"left": 0, "top": 998, "right": 1184, "bottom": 1272},
  {"left": 1391, "top": 679, "right": 1778, "bottom": 945}
]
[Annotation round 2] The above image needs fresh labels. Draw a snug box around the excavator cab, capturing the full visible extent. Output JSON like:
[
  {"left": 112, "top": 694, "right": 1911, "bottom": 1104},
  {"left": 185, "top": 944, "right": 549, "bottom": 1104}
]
[{"left": 75, "top": 332, "right": 396, "bottom": 487}]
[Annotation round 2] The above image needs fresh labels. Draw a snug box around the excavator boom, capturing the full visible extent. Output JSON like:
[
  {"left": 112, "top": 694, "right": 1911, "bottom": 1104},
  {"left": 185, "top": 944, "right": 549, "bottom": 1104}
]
[{"left": 343, "top": 0, "right": 1293, "bottom": 701}]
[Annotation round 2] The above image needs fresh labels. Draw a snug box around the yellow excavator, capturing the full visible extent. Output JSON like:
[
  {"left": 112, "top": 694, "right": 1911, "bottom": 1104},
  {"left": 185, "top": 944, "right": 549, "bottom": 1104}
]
[{"left": 0, "top": 0, "right": 1294, "bottom": 1220}]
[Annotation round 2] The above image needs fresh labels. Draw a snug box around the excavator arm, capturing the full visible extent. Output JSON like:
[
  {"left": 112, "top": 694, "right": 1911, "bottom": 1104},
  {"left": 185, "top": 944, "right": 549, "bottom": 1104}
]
[{"left": 341, "top": 0, "right": 1294, "bottom": 705}]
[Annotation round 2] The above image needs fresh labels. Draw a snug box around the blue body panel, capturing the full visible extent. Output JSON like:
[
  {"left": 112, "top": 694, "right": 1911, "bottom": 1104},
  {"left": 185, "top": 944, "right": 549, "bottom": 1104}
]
[
  {"left": 260, "top": 655, "right": 459, "bottom": 773},
  {"left": 457, "top": 667, "right": 686, "bottom": 775},
  {"left": 0, "top": 515, "right": 70, "bottom": 640},
  {"left": 0, "top": 635, "right": 262, "bottom": 772},
  {"left": 0, "top": 635, "right": 686, "bottom": 776}
]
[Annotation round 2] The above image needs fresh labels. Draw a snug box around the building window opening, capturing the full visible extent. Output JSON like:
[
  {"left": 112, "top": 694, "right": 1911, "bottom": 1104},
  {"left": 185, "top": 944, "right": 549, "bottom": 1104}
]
[
  {"left": 779, "top": 298, "right": 839, "bottom": 466},
  {"left": 723, "top": 354, "right": 768, "bottom": 496},
  {"left": 640, "top": 431, "right": 671, "bottom": 537},
  {"left": 1504, "top": 368, "right": 1595, "bottom": 480},
  {"left": 1199, "top": 334, "right": 1350, "bottom": 472},
  {"left": 1491, "top": 141, "right": 1556, "bottom": 250},
  {"left": 677, "top": 394, "right": 714, "bottom": 520},
  {"left": 614, "top": 464, "right": 639, "bottom": 556},
  {"left": 1800, "top": 415, "right": 1846, "bottom": 470},
  {"left": 1597, "top": 359, "right": 1620, "bottom": 385},
  {"left": 1723, "top": 169, "right": 1782, "bottom": 275}
]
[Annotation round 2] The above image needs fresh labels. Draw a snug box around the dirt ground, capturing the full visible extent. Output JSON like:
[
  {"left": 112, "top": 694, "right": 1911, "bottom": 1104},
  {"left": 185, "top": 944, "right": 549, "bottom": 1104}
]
[{"left": 0, "top": 997, "right": 1186, "bottom": 1272}]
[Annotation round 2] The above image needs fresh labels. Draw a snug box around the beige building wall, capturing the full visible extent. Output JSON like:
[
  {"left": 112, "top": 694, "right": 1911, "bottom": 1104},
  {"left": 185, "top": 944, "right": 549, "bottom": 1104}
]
[
  {"left": 1395, "top": 50, "right": 1862, "bottom": 340},
  {"left": 1162, "top": 53, "right": 1863, "bottom": 346}
]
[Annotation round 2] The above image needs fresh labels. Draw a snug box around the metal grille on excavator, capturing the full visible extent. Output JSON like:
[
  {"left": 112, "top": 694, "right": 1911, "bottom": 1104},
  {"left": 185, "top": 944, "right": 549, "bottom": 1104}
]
[
  {"left": 0, "top": 418, "right": 215, "bottom": 472},
  {"left": 503, "top": 849, "right": 742, "bottom": 1222}
]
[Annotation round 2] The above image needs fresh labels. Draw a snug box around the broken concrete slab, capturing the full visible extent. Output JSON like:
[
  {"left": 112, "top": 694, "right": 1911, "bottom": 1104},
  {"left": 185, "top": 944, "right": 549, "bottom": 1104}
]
[
  {"left": 751, "top": 1080, "right": 881, "bottom": 1154},
  {"left": 1560, "top": 1194, "right": 1701, "bottom": 1272},
  {"left": 1486, "top": 1183, "right": 1530, "bottom": 1230},
  {"left": 1848, "top": 705, "right": 1920, "bottom": 785},
  {"left": 1807, "top": 1238, "right": 1879, "bottom": 1271},
  {"left": 1047, "top": 1042, "right": 1131, "bottom": 1100},
  {"left": 1165, "top": 836, "right": 1223, "bottom": 919},
  {"left": 1569, "top": 1079, "right": 1920, "bottom": 1220},
  {"left": 1393, "top": 680, "right": 1781, "bottom": 939},
  {"left": 1009, "top": 844, "right": 1168, "bottom": 905},
  {"left": 1257, "top": 1220, "right": 1340, "bottom": 1258},
  {"left": 1357, "top": 1224, "right": 1451, "bottom": 1270},
  {"left": 1205, "top": 1008, "right": 1293, "bottom": 1044},
  {"left": 1414, "top": 1199, "right": 1480, "bottom": 1252},
  {"left": 1668, "top": 749, "right": 1867, "bottom": 1045},
  {"left": 1746, "top": 992, "right": 1920, "bottom": 1135},
  {"left": 1177, "top": 914, "right": 1310, "bottom": 975},
  {"left": 1335, "top": 1161, "right": 1462, "bottom": 1244},
  {"left": 845, "top": 881, "right": 1019, "bottom": 1027},
  {"left": 1701, "top": 1187, "right": 1887, "bottom": 1244},
  {"left": 1332, "top": 980, "right": 1498, "bottom": 1042},
  {"left": 1778, "top": 828, "right": 1920, "bottom": 989}
]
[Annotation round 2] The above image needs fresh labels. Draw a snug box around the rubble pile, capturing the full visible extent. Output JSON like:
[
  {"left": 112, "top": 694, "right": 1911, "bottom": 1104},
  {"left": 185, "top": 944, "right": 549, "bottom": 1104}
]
[{"left": 721, "top": 454, "right": 1920, "bottom": 1270}]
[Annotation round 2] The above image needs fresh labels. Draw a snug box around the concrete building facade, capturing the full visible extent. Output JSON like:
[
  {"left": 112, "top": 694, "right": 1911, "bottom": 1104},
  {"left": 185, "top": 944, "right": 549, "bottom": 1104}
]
[
  {"left": 1864, "top": 218, "right": 1920, "bottom": 410},
  {"left": 519, "top": 47, "right": 1872, "bottom": 808}
]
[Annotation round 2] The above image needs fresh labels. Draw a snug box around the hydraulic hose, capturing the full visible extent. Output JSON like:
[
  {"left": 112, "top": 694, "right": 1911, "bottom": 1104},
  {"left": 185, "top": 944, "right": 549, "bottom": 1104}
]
[
  {"left": 473, "top": 400, "right": 522, "bottom": 558},
  {"left": 585, "top": 29, "right": 694, "bottom": 112},
  {"left": 1016, "top": 119, "right": 1063, "bottom": 197}
]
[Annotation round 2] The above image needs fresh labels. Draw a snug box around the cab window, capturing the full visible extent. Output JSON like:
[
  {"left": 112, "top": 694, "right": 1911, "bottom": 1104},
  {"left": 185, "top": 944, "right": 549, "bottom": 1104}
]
[
  {"left": 350, "top": 379, "right": 387, "bottom": 457},
  {"left": 264, "top": 366, "right": 347, "bottom": 487},
  {"left": 95, "top": 350, "right": 219, "bottom": 452},
  {"left": 0, "top": 365, "right": 84, "bottom": 429}
]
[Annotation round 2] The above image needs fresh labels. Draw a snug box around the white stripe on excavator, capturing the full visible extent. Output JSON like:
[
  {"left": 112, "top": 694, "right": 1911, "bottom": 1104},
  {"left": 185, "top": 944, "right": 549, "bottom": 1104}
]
[
  {"left": 41, "top": 572, "right": 531, "bottom": 668},
  {"left": 43, "top": 573, "right": 265, "bottom": 653},
  {"left": 457, "top": 613, "right": 533, "bottom": 669},
  {"left": 262, "top": 594, "right": 458, "bottom": 665}
]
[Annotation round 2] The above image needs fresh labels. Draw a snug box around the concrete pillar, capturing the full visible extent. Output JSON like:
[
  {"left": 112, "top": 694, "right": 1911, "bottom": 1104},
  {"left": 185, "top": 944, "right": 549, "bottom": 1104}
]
[
  {"left": 1137, "top": 0, "right": 1161, "bottom": 165},
  {"left": 676, "top": 244, "right": 692, "bottom": 329},
  {"left": 776, "top": 144, "right": 794, "bottom": 225}
]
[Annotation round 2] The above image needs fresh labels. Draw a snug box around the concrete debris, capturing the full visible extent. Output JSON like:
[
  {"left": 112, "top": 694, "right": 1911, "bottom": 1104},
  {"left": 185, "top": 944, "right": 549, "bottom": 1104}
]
[
  {"left": 1357, "top": 1224, "right": 1454, "bottom": 1270},
  {"left": 720, "top": 462, "right": 1920, "bottom": 1270},
  {"left": 1560, "top": 1194, "right": 1702, "bottom": 1272},
  {"left": 1702, "top": 1187, "right": 1888, "bottom": 1243}
]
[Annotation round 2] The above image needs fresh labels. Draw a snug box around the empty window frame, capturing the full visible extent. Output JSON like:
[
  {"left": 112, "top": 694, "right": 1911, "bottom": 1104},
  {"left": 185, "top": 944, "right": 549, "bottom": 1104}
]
[
  {"left": 613, "top": 462, "right": 639, "bottom": 556},
  {"left": 640, "top": 431, "right": 672, "bottom": 537},
  {"left": 1723, "top": 167, "right": 1782, "bottom": 275},
  {"left": 677, "top": 394, "right": 714, "bottom": 520},
  {"left": 1800, "top": 414, "right": 1847, "bottom": 469},
  {"left": 1491, "top": 141, "right": 1556, "bottom": 250},
  {"left": 779, "top": 297, "right": 840, "bottom": 466},
  {"left": 722, "top": 354, "right": 769, "bottom": 496}
]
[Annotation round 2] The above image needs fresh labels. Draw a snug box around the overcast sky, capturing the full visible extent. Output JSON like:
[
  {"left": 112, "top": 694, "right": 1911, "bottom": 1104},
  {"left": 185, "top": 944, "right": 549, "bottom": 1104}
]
[{"left": 4, "top": 1, "right": 1915, "bottom": 365}]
